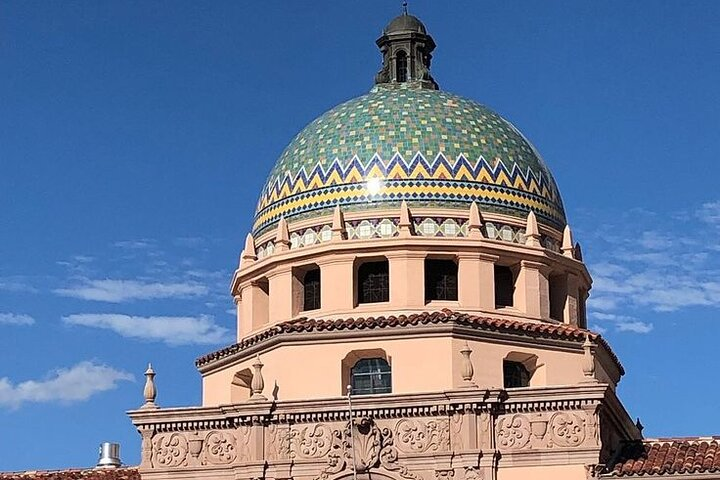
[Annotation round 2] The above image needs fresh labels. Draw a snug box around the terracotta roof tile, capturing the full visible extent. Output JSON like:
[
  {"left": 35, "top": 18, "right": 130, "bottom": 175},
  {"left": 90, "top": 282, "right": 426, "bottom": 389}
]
[
  {"left": 608, "top": 439, "right": 720, "bottom": 476},
  {"left": 196, "top": 309, "right": 621, "bottom": 374},
  {"left": 0, "top": 468, "right": 139, "bottom": 480}
]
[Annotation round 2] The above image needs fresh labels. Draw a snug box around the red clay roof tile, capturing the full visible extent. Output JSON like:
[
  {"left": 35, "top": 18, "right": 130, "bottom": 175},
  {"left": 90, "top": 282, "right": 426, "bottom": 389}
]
[
  {"left": 196, "top": 309, "right": 622, "bottom": 374},
  {"left": 0, "top": 468, "right": 140, "bottom": 480},
  {"left": 607, "top": 439, "right": 720, "bottom": 476}
]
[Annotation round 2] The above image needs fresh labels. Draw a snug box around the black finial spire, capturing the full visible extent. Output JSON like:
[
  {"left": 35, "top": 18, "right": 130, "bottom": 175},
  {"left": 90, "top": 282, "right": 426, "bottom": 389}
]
[{"left": 402, "top": 1, "right": 408, "bottom": 15}]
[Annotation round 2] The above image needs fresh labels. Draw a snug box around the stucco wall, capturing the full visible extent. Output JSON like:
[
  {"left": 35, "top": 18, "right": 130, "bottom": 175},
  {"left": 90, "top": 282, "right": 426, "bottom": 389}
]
[{"left": 202, "top": 335, "right": 594, "bottom": 405}]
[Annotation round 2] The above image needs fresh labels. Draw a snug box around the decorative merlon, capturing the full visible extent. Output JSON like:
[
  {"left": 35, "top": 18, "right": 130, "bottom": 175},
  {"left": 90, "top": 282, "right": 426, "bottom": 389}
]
[
  {"left": 331, "top": 205, "right": 346, "bottom": 241},
  {"left": 398, "top": 200, "right": 413, "bottom": 238},
  {"left": 275, "top": 217, "right": 291, "bottom": 252},
  {"left": 575, "top": 242, "right": 584, "bottom": 261},
  {"left": 581, "top": 334, "right": 597, "bottom": 382},
  {"left": 459, "top": 341, "right": 477, "bottom": 388},
  {"left": 250, "top": 355, "right": 267, "bottom": 401},
  {"left": 468, "top": 202, "right": 484, "bottom": 239},
  {"left": 240, "top": 233, "right": 256, "bottom": 267},
  {"left": 524, "top": 211, "right": 542, "bottom": 247},
  {"left": 141, "top": 363, "right": 158, "bottom": 409},
  {"left": 562, "top": 225, "right": 575, "bottom": 258}
]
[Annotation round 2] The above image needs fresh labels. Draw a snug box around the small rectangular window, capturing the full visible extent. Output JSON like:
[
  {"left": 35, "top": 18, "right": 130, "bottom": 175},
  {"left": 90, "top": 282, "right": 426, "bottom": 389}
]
[
  {"left": 503, "top": 360, "right": 530, "bottom": 388},
  {"left": 495, "top": 265, "right": 515, "bottom": 308},
  {"left": 302, "top": 268, "right": 321, "bottom": 311},
  {"left": 351, "top": 358, "right": 391, "bottom": 395},
  {"left": 358, "top": 260, "right": 389, "bottom": 304},
  {"left": 425, "top": 259, "right": 458, "bottom": 302}
]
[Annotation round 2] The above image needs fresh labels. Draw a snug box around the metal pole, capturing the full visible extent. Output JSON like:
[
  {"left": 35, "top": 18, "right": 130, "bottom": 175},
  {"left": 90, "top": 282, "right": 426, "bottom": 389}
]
[{"left": 346, "top": 384, "right": 358, "bottom": 480}]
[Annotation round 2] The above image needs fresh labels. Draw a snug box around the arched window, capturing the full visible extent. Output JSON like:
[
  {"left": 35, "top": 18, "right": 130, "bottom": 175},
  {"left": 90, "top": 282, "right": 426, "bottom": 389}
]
[
  {"left": 396, "top": 50, "right": 408, "bottom": 82},
  {"left": 494, "top": 265, "right": 515, "bottom": 308},
  {"left": 303, "top": 268, "right": 321, "bottom": 311},
  {"left": 425, "top": 259, "right": 458, "bottom": 302},
  {"left": 351, "top": 358, "right": 391, "bottom": 395},
  {"left": 503, "top": 360, "right": 530, "bottom": 388},
  {"left": 358, "top": 260, "right": 389, "bottom": 304}
]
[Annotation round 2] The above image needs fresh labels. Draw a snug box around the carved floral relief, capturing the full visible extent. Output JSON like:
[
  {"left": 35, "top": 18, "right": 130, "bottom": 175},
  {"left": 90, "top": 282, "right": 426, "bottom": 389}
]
[
  {"left": 205, "top": 430, "right": 238, "bottom": 465},
  {"left": 395, "top": 418, "right": 450, "bottom": 453},
  {"left": 267, "top": 423, "right": 292, "bottom": 461},
  {"left": 548, "top": 412, "right": 586, "bottom": 448},
  {"left": 152, "top": 433, "right": 189, "bottom": 467},
  {"left": 293, "top": 423, "right": 333, "bottom": 459},
  {"left": 315, "top": 417, "right": 421, "bottom": 480},
  {"left": 496, "top": 411, "right": 592, "bottom": 451},
  {"left": 496, "top": 415, "right": 531, "bottom": 450}
]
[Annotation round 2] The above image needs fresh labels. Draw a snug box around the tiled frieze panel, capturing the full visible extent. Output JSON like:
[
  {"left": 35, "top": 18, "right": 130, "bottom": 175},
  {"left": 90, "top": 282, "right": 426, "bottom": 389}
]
[
  {"left": 346, "top": 218, "right": 399, "bottom": 239},
  {"left": 413, "top": 217, "right": 467, "bottom": 237},
  {"left": 254, "top": 218, "right": 559, "bottom": 259}
]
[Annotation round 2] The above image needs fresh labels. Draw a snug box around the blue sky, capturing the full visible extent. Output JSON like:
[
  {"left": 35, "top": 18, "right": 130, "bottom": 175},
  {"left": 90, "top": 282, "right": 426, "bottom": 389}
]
[{"left": 1, "top": 0, "right": 719, "bottom": 471}]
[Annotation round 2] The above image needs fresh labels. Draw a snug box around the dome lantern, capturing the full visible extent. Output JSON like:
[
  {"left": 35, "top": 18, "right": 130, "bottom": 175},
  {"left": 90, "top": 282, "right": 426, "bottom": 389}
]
[{"left": 374, "top": 6, "right": 438, "bottom": 89}]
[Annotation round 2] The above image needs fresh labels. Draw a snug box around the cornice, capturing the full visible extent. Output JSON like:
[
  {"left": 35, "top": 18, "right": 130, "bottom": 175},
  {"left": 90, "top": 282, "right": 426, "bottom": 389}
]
[
  {"left": 195, "top": 310, "right": 622, "bottom": 377},
  {"left": 128, "top": 384, "right": 614, "bottom": 429}
]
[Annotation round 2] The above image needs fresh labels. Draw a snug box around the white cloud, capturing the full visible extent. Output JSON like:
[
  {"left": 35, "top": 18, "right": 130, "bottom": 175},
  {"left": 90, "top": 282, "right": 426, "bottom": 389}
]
[
  {"left": 63, "top": 313, "right": 229, "bottom": 346},
  {"left": 113, "top": 239, "right": 155, "bottom": 249},
  {"left": 589, "top": 324, "right": 607, "bottom": 335},
  {"left": 589, "top": 312, "right": 653, "bottom": 334},
  {"left": 590, "top": 312, "right": 636, "bottom": 322},
  {"left": 638, "top": 231, "right": 674, "bottom": 250},
  {"left": 583, "top": 202, "right": 720, "bottom": 317},
  {"left": 0, "top": 277, "right": 38, "bottom": 294},
  {"left": 698, "top": 201, "right": 720, "bottom": 226},
  {"left": 0, "top": 313, "right": 35, "bottom": 326},
  {"left": 54, "top": 279, "right": 208, "bottom": 302},
  {"left": 0, "top": 361, "right": 134, "bottom": 410},
  {"left": 615, "top": 321, "right": 654, "bottom": 334},
  {"left": 587, "top": 296, "right": 619, "bottom": 312}
]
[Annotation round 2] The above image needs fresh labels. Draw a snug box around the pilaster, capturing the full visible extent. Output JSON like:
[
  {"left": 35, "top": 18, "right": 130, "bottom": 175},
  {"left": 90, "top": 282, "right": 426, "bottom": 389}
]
[
  {"left": 388, "top": 251, "right": 426, "bottom": 308},
  {"left": 458, "top": 253, "right": 497, "bottom": 310},
  {"left": 241, "top": 281, "right": 270, "bottom": 338},
  {"left": 516, "top": 260, "right": 550, "bottom": 319},
  {"left": 564, "top": 272, "right": 581, "bottom": 326},
  {"left": 234, "top": 294, "right": 242, "bottom": 343},
  {"left": 318, "top": 256, "right": 355, "bottom": 311},
  {"left": 268, "top": 267, "right": 295, "bottom": 322}
]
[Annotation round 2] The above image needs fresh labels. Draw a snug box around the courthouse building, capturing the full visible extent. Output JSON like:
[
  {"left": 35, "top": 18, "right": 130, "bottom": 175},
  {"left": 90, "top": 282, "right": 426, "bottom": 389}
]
[{"left": 4, "top": 9, "right": 720, "bottom": 480}]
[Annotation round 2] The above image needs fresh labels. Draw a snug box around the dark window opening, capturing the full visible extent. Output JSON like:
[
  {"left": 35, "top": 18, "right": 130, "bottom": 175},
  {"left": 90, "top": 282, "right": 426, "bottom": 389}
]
[
  {"left": 549, "top": 274, "right": 566, "bottom": 322},
  {"left": 358, "top": 260, "right": 389, "bottom": 304},
  {"left": 425, "top": 259, "right": 458, "bottom": 302},
  {"left": 303, "top": 268, "right": 321, "bottom": 311},
  {"left": 396, "top": 51, "right": 408, "bottom": 82},
  {"left": 495, "top": 265, "right": 515, "bottom": 307},
  {"left": 351, "top": 358, "right": 391, "bottom": 395},
  {"left": 503, "top": 360, "right": 530, "bottom": 388},
  {"left": 578, "top": 289, "right": 588, "bottom": 328}
]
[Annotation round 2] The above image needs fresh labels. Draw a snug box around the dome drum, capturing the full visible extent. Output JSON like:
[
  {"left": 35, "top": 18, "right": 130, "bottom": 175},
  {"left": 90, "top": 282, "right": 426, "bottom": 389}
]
[{"left": 234, "top": 200, "right": 589, "bottom": 342}]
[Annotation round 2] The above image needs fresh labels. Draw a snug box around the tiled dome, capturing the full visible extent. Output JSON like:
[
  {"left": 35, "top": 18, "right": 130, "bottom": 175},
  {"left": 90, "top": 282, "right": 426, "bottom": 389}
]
[{"left": 253, "top": 83, "right": 565, "bottom": 236}]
